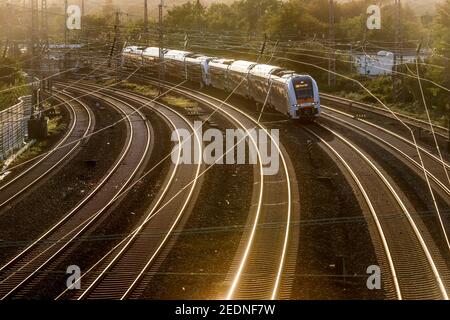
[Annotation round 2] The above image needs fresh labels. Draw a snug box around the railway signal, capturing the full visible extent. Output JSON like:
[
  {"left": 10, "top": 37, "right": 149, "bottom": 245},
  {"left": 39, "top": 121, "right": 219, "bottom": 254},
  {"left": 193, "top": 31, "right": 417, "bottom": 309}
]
[
  {"left": 158, "top": 0, "right": 165, "bottom": 94},
  {"left": 306, "top": 140, "right": 313, "bottom": 161}
]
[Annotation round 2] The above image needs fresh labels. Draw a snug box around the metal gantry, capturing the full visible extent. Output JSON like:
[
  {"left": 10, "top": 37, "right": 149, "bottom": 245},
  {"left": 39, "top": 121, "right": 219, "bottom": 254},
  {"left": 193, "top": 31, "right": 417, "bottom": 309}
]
[
  {"left": 393, "top": 0, "right": 403, "bottom": 101},
  {"left": 328, "top": 0, "right": 336, "bottom": 87},
  {"left": 158, "top": 0, "right": 165, "bottom": 94}
]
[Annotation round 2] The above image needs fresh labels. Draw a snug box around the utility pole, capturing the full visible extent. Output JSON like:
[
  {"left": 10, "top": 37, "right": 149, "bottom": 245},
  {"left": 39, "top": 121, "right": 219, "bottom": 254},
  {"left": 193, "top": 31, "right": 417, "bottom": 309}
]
[
  {"left": 447, "top": 50, "right": 450, "bottom": 151},
  {"left": 64, "top": 0, "right": 68, "bottom": 46},
  {"left": 349, "top": 43, "right": 353, "bottom": 74},
  {"left": 31, "top": 0, "right": 40, "bottom": 116},
  {"left": 393, "top": 0, "right": 403, "bottom": 102},
  {"left": 195, "top": 0, "right": 201, "bottom": 30},
  {"left": 144, "top": 0, "right": 148, "bottom": 33},
  {"left": 41, "top": 0, "right": 48, "bottom": 46},
  {"left": 328, "top": 0, "right": 336, "bottom": 87},
  {"left": 41, "top": 0, "right": 49, "bottom": 92},
  {"left": 81, "top": 0, "right": 85, "bottom": 29},
  {"left": 158, "top": 0, "right": 165, "bottom": 94},
  {"left": 115, "top": 11, "right": 121, "bottom": 82},
  {"left": 3, "top": 1, "right": 10, "bottom": 59},
  {"left": 31, "top": 0, "right": 39, "bottom": 58},
  {"left": 108, "top": 11, "right": 121, "bottom": 81}
]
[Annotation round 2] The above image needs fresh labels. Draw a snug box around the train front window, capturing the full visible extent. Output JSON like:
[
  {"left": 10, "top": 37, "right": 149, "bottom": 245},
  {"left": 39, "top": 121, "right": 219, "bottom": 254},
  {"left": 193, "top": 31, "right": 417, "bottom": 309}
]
[{"left": 293, "top": 79, "right": 313, "bottom": 100}]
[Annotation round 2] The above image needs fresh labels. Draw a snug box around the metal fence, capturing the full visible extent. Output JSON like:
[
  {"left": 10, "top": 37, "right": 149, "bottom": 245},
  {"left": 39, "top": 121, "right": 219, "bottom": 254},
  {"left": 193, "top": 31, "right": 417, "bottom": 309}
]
[{"left": 0, "top": 96, "right": 32, "bottom": 161}]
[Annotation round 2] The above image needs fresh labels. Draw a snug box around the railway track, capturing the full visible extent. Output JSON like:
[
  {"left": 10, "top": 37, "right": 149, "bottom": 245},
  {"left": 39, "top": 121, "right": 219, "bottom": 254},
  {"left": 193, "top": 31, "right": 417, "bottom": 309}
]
[
  {"left": 108, "top": 77, "right": 300, "bottom": 300},
  {"left": 112, "top": 73, "right": 450, "bottom": 299},
  {"left": 53, "top": 79, "right": 300, "bottom": 300},
  {"left": 305, "top": 123, "right": 450, "bottom": 300},
  {"left": 320, "top": 93, "right": 449, "bottom": 140},
  {"left": 0, "top": 87, "right": 151, "bottom": 299},
  {"left": 321, "top": 105, "right": 450, "bottom": 252},
  {"left": 56, "top": 82, "right": 272, "bottom": 299},
  {"left": 322, "top": 106, "right": 450, "bottom": 195},
  {"left": 54, "top": 83, "right": 204, "bottom": 300},
  {"left": 0, "top": 91, "right": 94, "bottom": 211}
]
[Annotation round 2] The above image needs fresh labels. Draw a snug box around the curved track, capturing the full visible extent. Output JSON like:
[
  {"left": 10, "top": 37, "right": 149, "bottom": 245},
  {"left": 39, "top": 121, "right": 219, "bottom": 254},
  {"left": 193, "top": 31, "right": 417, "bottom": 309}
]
[
  {"left": 322, "top": 105, "right": 450, "bottom": 251},
  {"left": 322, "top": 105, "right": 450, "bottom": 197},
  {"left": 320, "top": 93, "right": 449, "bottom": 139},
  {"left": 305, "top": 123, "right": 450, "bottom": 300},
  {"left": 54, "top": 83, "right": 204, "bottom": 300},
  {"left": 109, "top": 78, "right": 299, "bottom": 300},
  {"left": 0, "top": 87, "right": 151, "bottom": 299},
  {"left": 0, "top": 91, "right": 94, "bottom": 210}
]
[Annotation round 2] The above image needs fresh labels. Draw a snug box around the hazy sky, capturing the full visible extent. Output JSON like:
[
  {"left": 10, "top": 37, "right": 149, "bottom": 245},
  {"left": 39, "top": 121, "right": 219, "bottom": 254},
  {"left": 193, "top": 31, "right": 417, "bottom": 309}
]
[{"left": 42, "top": 0, "right": 443, "bottom": 16}]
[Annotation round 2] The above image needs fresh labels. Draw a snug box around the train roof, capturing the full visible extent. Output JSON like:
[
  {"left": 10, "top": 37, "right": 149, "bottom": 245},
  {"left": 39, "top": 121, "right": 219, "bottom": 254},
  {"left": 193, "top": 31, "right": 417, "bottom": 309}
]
[
  {"left": 188, "top": 55, "right": 214, "bottom": 62},
  {"left": 123, "top": 46, "right": 144, "bottom": 53},
  {"left": 143, "top": 47, "right": 166, "bottom": 57},
  {"left": 165, "top": 49, "right": 193, "bottom": 60},
  {"left": 250, "top": 64, "right": 282, "bottom": 77},
  {"left": 229, "top": 60, "right": 257, "bottom": 73},
  {"left": 210, "top": 58, "right": 234, "bottom": 65}
]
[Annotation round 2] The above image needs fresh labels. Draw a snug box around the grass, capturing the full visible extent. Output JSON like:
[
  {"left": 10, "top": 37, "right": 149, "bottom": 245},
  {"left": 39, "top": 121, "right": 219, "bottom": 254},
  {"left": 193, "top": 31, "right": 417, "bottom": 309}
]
[
  {"left": 9, "top": 141, "right": 49, "bottom": 168},
  {"left": 116, "top": 81, "right": 199, "bottom": 110},
  {"left": 47, "top": 107, "right": 66, "bottom": 136},
  {"left": 161, "top": 95, "right": 198, "bottom": 109},
  {"left": 0, "top": 81, "right": 30, "bottom": 112},
  {"left": 117, "top": 81, "right": 159, "bottom": 98}
]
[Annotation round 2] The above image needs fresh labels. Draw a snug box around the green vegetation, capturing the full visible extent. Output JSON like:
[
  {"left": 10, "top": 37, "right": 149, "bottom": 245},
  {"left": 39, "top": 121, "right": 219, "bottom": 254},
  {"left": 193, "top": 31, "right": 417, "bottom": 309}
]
[
  {"left": 0, "top": 58, "right": 29, "bottom": 111},
  {"left": 117, "top": 81, "right": 159, "bottom": 98},
  {"left": 115, "top": 81, "right": 198, "bottom": 109},
  {"left": 46, "top": 103, "right": 66, "bottom": 136},
  {"left": 10, "top": 140, "right": 49, "bottom": 167},
  {"left": 0, "top": 0, "right": 447, "bottom": 122},
  {"left": 161, "top": 95, "right": 198, "bottom": 109},
  {"left": 162, "top": 0, "right": 449, "bottom": 123},
  {"left": 165, "top": 0, "right": 423, "bottom": 41}
]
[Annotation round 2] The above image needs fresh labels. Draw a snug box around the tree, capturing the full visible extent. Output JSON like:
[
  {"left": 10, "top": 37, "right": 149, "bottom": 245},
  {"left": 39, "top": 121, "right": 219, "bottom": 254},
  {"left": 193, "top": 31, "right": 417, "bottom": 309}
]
[
  {"left": 205, "top": 4, "right": 239, "bottom": 32},
  {"left": 165, "top": 1, "right": 206, "bottom": 31},
  {"left": 264, "top": 0, "right": 323, "bottom": 39}
]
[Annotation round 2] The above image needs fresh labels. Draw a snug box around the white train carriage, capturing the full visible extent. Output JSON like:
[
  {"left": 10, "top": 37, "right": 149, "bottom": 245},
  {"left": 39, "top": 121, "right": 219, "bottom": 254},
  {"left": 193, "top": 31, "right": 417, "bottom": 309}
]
[
  {"left": 156, "top": 49, "right": 213, "bottom": 86},
  {"left": 122, "top": 46, "right": 146, "bottom": 67},
  {"left": 248, "top": 64, "right": 283, "bottom": 104},
  {"left": 142, "top": 47, "right": 165, "bottom": 73},
  {"left": 207, "top": 58, "right": 235, "bottom": 90},
  {"left": 163, "top": 49, "right": 190, "bottom": 80},
  {"left": 185, "top": 55, "right": 213, "bottom": 86},
  {"left": 226, "top": 60, "right": 257, "bottom": 98},
  {"left": 122, "top": 45, "right": 320, "bottom": 119}
]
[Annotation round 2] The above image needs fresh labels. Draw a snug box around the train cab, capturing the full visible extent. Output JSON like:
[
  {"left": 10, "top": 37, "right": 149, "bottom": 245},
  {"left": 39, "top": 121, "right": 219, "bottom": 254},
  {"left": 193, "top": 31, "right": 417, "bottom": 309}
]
[{"left": 288, "top": 76, "right": 320, "bottom": 118}]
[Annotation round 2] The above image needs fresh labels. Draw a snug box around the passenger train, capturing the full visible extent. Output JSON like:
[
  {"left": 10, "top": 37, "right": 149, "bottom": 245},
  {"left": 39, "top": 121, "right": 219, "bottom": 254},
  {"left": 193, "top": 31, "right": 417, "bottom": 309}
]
[{"left": 122, "top": 46, "right": 321, "bottom": 120}]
